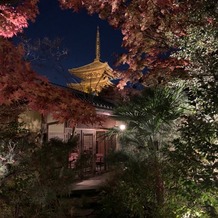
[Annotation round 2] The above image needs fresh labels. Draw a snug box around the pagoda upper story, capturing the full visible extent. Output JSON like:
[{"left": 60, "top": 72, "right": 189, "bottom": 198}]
[{"left": 68, "top": 27, "right": 114, "bottom": 94}]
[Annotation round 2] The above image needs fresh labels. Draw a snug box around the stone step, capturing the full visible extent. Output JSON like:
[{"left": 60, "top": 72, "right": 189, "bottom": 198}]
[
  {"left": 70, "top": 208, "right": 95, "bottom": 217},
  {"left": 69, "top": 188, "right": 101, "bottom": 198},
  {"left": 61, "top": 189, "right": 102, "bottom": 217}
]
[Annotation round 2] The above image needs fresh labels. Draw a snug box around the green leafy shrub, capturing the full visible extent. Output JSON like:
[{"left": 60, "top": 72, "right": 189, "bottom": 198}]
[
  {"left": 100, "top": 155, "right": 178, "bottom": 218},
  {"left": 0, "top": 137, "right": 77, "bottom": 218}
]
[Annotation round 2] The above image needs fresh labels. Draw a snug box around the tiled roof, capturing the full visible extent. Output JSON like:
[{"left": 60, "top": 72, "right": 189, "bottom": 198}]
[{"left": 51, "top": 83, "right": 114, "bottom": 110}]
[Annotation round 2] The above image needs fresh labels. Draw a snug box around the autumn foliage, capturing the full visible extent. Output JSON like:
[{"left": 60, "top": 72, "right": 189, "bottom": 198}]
[
  {"left": 0, "top": 0, "right": 39, "bottom": 38},
  {"left": 0, "top": 0, "right": 217, "bottom": 123},
  {"left": 59, "top": 0, "right": 191, "bottom": 86},
  {"left": 59, "top": 0, "right": 216, "bottom": 87},
  {"left": 0, "top": 0, "right": 101, "bottom": 126},
  {"left": 0, "top": 1, "right": 217, "bottom": 216},
  {"left": 0, "top": 38, "right": 97, "bottom": 126},
  {"left": 1, "top": 0, "right": 215, "bottom": 87}
]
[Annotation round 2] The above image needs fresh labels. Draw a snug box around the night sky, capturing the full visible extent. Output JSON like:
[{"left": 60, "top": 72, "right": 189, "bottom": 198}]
[{"left": 18, "top": 0, "right": 124, "bottom": 86}]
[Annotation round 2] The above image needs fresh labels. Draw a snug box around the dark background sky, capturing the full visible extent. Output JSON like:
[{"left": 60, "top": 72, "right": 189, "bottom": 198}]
[{"left": 17, "top": 0, "right": 124, "bottom": 86}]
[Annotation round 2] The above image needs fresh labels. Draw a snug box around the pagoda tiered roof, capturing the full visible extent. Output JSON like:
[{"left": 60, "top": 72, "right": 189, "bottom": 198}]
[{"left": 67, "top": 27, "right": 114, "bottom": 94}]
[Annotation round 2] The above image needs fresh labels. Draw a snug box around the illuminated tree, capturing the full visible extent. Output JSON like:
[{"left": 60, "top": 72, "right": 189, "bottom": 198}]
[
  {"left": 0, "top": 0, "right": 39, "bottom": 38},
  {"left": 1, "top": 0, "right": 216, "bottom": 87},
  {"left": 0, "top": 38, "right": 98, "bottom": 126}
]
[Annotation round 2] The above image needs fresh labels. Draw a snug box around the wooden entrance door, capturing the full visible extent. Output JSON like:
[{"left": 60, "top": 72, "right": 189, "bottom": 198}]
[
  {"left": 82, "top": 130, "right": 96, "bottom": 173},
  {"left": 83, "top": 133, "right": 94, "bottom": 153},
  {"left": 96, "top": 131, "right": 106, "bottom": 155}
]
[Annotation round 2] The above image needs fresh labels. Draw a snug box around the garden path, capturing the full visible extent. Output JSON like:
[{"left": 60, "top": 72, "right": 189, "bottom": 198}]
[
  {"left": 71, "top": 172, "right": 112, "bottom": 191},
  {"left": 68, "top": 172, "right": 113, "bottom": 217}
]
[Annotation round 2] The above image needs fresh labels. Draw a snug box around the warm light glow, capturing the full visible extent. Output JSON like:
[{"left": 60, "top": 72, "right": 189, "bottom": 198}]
[{"left": 119, "top": 124, "right": 126, "bottom": 131}]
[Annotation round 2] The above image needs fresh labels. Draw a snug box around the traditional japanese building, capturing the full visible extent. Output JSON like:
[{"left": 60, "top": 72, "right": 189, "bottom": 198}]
[
  {"left": 68, "top": 27, "right": 114, "bottom": 94},
  {"left": 44, "top": 87, "right": 120, "bottom": 173},
  {"left": 19, "top": 28, "right": 121, "bottom": 174}
]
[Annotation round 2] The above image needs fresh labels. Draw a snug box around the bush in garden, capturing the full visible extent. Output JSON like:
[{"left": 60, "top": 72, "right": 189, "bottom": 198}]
[{"left": 0, "top": 135, "right": 77, "bottom": 218}]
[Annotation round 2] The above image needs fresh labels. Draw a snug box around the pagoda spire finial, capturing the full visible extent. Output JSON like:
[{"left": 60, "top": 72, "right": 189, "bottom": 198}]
[{"left": 95, "top": 26, "right": 100, "bottom": 61}]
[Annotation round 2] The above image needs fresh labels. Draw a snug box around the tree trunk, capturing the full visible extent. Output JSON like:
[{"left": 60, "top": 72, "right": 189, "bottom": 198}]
[
  {"left": 155, "top": 163, "right": 164, "bottom": 206},
  {"left": 154, "top": 141, "right": 164, "bottom": 206}
]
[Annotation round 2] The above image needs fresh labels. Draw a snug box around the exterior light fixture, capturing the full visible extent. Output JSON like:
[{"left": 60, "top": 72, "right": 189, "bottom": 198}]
[{"left": 119, "top": 124, "right": 126, "bottom": 131}]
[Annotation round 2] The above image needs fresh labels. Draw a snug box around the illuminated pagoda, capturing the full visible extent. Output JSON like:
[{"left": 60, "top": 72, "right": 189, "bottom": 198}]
[{"left": 68, "top": 27, "right": 114, "bottom": 94}]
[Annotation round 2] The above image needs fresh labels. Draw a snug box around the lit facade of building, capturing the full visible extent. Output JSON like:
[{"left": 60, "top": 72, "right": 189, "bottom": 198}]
[{"left": 19, "top": 28, "right": 119, "bottom": 173}]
